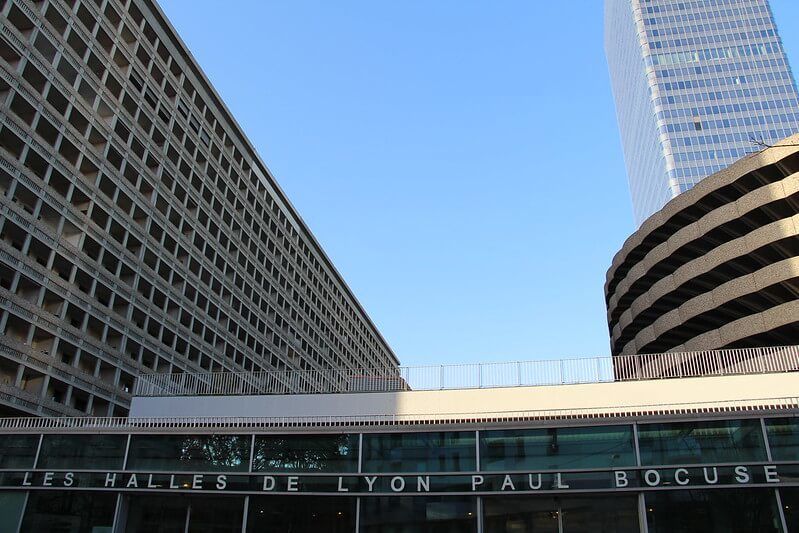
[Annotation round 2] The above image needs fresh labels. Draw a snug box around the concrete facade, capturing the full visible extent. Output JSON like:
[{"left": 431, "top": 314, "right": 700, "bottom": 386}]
[
  {"left": 606, "top": 135, "right": 799, "bottom": 355},
  {"left": 0, "top": 0, "right": 396, "bottom": 417}
]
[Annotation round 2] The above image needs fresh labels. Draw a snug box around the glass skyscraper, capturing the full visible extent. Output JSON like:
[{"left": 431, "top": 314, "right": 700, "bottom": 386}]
[{"left": 605, "top": 0, "right": 799, "bottom": 225}]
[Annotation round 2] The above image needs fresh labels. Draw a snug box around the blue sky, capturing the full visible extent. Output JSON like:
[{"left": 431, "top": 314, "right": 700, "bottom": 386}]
[{"left": 159, "top": 1, "right": 799, "bottom": 366}]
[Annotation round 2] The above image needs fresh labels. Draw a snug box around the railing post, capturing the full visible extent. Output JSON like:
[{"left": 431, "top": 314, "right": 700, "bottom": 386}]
[
  {"left": 478, "top": 364, "right": 483, "bottom": 389},
  {"left": 440, "top": 365, "right": 444, "bottom": 390},
  {"left": 517, "top": 361, "right": 522, "bottom": 386}
]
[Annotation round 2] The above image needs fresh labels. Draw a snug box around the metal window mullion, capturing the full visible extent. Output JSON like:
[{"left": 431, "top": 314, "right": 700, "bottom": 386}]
[
  {"left": 15, "top": 491, "right": 29, "bottom": 533},
  {"left": 475, "top": 430, "right": 481, "bottom": 471},
  {"left": 248, "top": 434, "right": 256, "bottom": 473},
  {"left": 240, "top": 495, "right": 249, "bottom": 533},
  {"left": 476, "top": 495, "right": 484, "bottom": 533},
  {"left": 633, "top": 423, "right": 642, "bottom": 467},
  {"left": 32, "top": 434, "right": 43, "bottom": 469},
  {"left": 355, "top": 496, "right": 361, "bottom": 533},
  {"left": 122, "top": 434, "right": 132, "bottom": 470},
  {"left": 358, "top": 433, "right": 363, "bottom": 473},
  {"left": 761, "top": 417, "right": 774, "bottom": 462},
  {"left": 638, "top": 493, "right": 650, "bottom": 533},
  {"left": 775, "top": 489, "right": 789, "bottom": 533}
]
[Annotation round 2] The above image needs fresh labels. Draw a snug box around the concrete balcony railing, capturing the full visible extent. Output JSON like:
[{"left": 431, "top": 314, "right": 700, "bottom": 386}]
[{"left": 133, "top": 346, "right": 799, "bottom": 397}]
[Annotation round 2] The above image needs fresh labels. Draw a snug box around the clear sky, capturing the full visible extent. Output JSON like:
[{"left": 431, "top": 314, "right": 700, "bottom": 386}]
[{"left": 159, "top": 1, "right": 799, "bottom": 366}]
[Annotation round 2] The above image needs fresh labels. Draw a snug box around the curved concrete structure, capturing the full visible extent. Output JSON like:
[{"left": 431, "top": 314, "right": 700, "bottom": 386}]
[{"left": 606, "top": 135, "right": 799, "bottom": 355}]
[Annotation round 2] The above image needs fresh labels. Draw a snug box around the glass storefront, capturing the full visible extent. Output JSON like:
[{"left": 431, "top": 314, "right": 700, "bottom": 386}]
[
  {"left": 247, "top": 496, "right": 356, "bottom": 533},
  {"left": 124, "top": 495, "right": 244, "bottom": 533},
  {"left": 253, "top": 434, "right": 359, "bottom": 472},
  {"left": 2, "top": 415, "right": 799, "bottom": 532},
  {"left": 362, "top": 431, "right": 476, "bottom": 472},
  {"left": 360, "top": 496, "right": 477, "bottom": 533},
  {"left": 637, "top": 418, "right": 767, "bottom": 465},
  {"left": 645, "top": 489, "right": 783, "bottom": 533},
  {"left": 480, "top": 425, "right": 636, "bottom": 471},
  {"left": 19, "top": 491, "right": 116, "bottom": 533},
  {"left": 483, "top": 495, "right": 639, "bottom": 533}
]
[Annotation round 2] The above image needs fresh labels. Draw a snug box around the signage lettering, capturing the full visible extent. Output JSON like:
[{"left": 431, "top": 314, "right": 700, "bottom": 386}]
[{"left": 7, "top": 464, "right": 794, "bottom": 495}]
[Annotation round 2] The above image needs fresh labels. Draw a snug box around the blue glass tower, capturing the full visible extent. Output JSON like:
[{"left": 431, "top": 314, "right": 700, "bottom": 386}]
[{"left": 605, "top": 0, "right": 799, "bottom": 226}]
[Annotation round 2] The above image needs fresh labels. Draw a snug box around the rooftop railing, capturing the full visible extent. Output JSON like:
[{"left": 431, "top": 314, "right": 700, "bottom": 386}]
[
  {"left": 133, "top": 345, "right": 799, "bottom": 397},
  {"left": 0, "top": 395, "right": 797, "bottom": 433}
]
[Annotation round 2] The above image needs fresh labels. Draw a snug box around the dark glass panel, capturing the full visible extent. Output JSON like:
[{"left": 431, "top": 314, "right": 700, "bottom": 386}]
[
  {"left": 125, "top": 495, "right": 187, "bottom": 533},
  {"left": 38, "top": 434, "right": 127, "bottom": 470},
  {"left": 480, "top": 426, "right": 636, "bottom": 471},
  {"left": 246, "top": 496, "right": 355, "bottom": 533},
  {"left": 187, "top": 496, "right": 244, "bottom": 533},
  {"left": 560, "top": 495, "right": 639, "bottom": 533},
  {"left": 483, "top": 496, "right": 559, "bottom": 533},
  {"left": 638, "top": 419, "right": 767, "bottom": 465},
  {"left": 782, "top": 487, "right": 799, "bottom": 532},
  {"left": 127, "top": 434, "right": 250, "bottom": 471},
  {"left": 0, "top": 492, "right": 26, "bottom": 533},
  {"left": 765, "top": 417, "right": 799, "bottom": 461},
  {"left": 362, "top": 432, "right": 475, "bottom": 473},
  {"left": 360, "top": 496, "right": 477, "bottom": 533},
  {"left": 20, "top": 491, "right": 116, "bottom": 533},
  {"left": 645, "top": 489, "right": 782, "bottom": 533},
  {"left": 253, "top": 434, "right": 358, "bottom": 472},
  {"left": 0, "top": 434, "right": 38, "bottom": 468}
]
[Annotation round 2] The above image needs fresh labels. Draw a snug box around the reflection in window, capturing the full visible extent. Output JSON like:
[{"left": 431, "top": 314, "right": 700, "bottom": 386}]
[
  {"left": 0, "top": 492, "right": 26, "bottom": 533},
  {"left": 127, "top": 434, "right": 250, "bottom": 471},
  {"left": 38, "top": 434, "right": 127, "bottom": 470},
  {"left": 484, "top": 495, "right": 638, "bottom": 533},
  {"left": 560, "top": 496, "right": 639, "bottom": 533},
  {"left": 360, "top": 496, "right": 477, "bottom": 533},
  {"left": 246, "top": 496, "right": 355, "bottom": 533},
  {"left": 765, "top": 417, "right": 799, "bottom": 461},
  {"left": 483, "top": 496, "right": 559, "bottom": 533},
  {"left": 637, "top": 419, "right": 766, "bottom": 465},
  {"left": 645, "top": 489, "right": 782, "bottom": 533},
  {"left": 20, "top": 491, "right": 116, "bottom": 533},
  {"left": 362, "top": 432, "right": 475, "bottom": 473},
  {"left": 253, "top": 434, "right": 358, "bottom": 472},
  {"left": 780, "top": 487, "right": 799, "bottom": 532},
  {"left": 125, "top": 495, "right": 187, "bottom": 533},
  {"left": 0, "top": 434, "right": 38, "bottom": 468},
  {"left": 480, "top": 426, "right": 636, "bottom": 471}
]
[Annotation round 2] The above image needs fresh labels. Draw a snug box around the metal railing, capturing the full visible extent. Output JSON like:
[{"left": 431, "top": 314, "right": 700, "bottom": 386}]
[
  {"left": 0, "top": 395, "right": 797, "bottom": 433},
  {"left": 133, "top": 346, "right": 799, "bottom": 397}
]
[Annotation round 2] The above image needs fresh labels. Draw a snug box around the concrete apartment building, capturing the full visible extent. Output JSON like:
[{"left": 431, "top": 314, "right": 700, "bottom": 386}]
[
  {"left": 0, "top": 0, "right": 397, "bottom": 418},
  {"left": 605, "top": 135, "right": 799, "bottom": 356}
]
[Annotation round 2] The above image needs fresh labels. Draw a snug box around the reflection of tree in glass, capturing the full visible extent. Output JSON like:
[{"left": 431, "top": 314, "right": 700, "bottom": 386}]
[
  {"left": 178, "top": 435, "right": 249, "bottom": 468},
  {"left": 254, "top": 434, "right": 356, "bottom": 472}
]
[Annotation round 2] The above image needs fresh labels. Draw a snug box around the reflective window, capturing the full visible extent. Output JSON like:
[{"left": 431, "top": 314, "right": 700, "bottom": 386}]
[
  {"left": 645, "top": 489, "right": 782, "bottom": 532},
  {"left": 127, "top": 434, "right": 250, "bottom": 471},
  {"left": 20, "top": 491, "right": 116, "bottom": 533},
  {"left": 780, "top": 487, "right": 799, "bottom": 533},
  {"left": 253, "top": 434, "right": 358, "bottom": 472},
  {"left": 0, "top": 492, "right": 26, "bottom": 533},
  {"left": 362, "top": 432, "right": 475, "bottom": 473},
  {"left": 0, "top": 434, "right": 38, "bottom": 468},
  {"left": 483, "top": 496, "right": 559, "bottom": 533},
  {"left": 560, "top": 496, "right": 639, "bottom": 533},
  {"left": 481, "top": 426, "right": 636, "bottom": 471},
  {"left": 765, "top": 417, "right": 799, "bottom": 461},
  {"left": 360, "top": 496, "right": 477, "bottom": 533},
  {"left": 38, "top": 434, "right": 127, "bottom": 470},
  {"left": 187, "top": 497, "right": 244, "bottom": 533},
  {"left": 125, "top": 495, "right": 187, "bottom": 533},
  {"left": 483, "top": 495, "right": 639, "bottom": 533},
  {"left": 246, "top": 496, "right": 355, "bottom": 533},
  {"left": 637, "top": 419, "right": 766, "bottom": 465}
]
